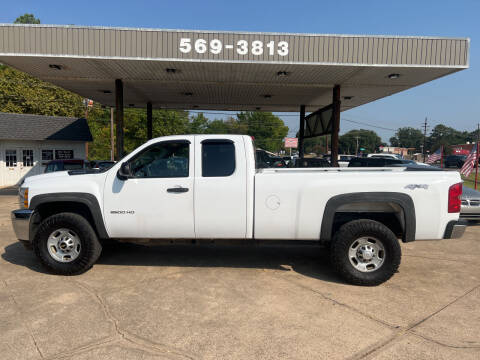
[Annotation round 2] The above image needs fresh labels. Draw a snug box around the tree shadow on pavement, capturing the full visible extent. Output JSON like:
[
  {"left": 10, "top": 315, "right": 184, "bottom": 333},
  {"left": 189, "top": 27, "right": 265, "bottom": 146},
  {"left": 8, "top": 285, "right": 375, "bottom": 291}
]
[{"left": 2, "top": 240, "right": 346, "bottom": 284}]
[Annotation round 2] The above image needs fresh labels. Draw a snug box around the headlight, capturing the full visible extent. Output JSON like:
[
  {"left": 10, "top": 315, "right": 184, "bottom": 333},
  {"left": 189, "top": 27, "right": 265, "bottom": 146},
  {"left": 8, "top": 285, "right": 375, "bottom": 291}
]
[{"left": 19, "top": 187, "right": 29, "bottom": 208}]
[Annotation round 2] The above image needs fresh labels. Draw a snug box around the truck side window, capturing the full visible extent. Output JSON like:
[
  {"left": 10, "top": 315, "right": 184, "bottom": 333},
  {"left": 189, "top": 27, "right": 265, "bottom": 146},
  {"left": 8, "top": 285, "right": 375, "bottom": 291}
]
[
  {"left": 202, "top": 140, "right": 235, "bottom": 177},
  {"left": 130, "top": 141, "right": 189, "bottom": 178}
]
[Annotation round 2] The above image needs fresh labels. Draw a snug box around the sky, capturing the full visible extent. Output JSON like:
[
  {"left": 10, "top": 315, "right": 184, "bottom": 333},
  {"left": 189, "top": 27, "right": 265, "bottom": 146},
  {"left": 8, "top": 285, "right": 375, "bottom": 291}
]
[{"left": 1, "top": 0, "right": 478, "bottom": 142}]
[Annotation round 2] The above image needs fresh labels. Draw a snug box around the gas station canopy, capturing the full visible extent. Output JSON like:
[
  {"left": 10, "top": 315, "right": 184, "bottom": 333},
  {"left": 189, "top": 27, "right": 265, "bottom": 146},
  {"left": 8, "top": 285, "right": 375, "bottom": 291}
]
[{"left": 0, "top": 24, "right": 470, "bottom": 112}]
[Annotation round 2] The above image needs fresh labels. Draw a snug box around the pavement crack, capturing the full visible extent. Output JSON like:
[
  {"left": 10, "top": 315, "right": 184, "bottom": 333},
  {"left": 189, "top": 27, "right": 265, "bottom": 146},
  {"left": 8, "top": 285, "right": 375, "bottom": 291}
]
[
  {"left": 2, "top": 279, "right": 45, "bottom": 359},
  {"left": 122, "top": 332, "right": 198, "bottom": 360},
  {"left": 406, "top": 283, "right": 480, "bottom": 330},
  {"left": 355, "top": 283, "right": 480, "bottom": 359},
  {"left": 73, "top": 280, "right": 122, "bottom": 339},
  {"left": 274, "top": 273, "right": 398, "bottom": 330},
  {"left": 72, "top": 280, "right": 197, "bottom": 360},
  {"left": 46, "top": 337, "right": 118, "bottom": 360},
  {"left": 410, "top": 331, "right": 480, "bottom": 349}
]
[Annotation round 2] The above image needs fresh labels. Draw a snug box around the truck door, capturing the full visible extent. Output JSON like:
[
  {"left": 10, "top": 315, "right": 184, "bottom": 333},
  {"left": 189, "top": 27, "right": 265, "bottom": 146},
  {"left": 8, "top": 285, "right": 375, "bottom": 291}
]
[
  {"left": 194, "top": 136, "right": 247, "bottom": 238},
  {"left": 103, "top": 138, "right": 195, "bottom": 238}
]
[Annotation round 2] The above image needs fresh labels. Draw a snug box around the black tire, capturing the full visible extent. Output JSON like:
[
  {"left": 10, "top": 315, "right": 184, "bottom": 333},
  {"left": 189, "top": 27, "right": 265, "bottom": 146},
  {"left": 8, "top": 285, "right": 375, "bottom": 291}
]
[
  {"left": 330, "top": 219, "right": 401, "bottom": 286},
  {"left": 33, "top": 212, "right": 102, "bottom": 275}
]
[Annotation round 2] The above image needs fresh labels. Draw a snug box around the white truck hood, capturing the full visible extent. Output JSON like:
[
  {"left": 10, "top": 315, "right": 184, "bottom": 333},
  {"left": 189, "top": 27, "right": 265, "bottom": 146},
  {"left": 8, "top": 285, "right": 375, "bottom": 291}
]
[{"left": 22, "top": 171, "right": 71, "bottom": 185}]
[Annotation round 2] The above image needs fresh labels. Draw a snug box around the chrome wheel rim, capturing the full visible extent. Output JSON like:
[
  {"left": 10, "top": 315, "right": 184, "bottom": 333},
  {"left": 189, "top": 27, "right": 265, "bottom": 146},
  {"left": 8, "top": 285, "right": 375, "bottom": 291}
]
[
  {"left": 348, "top": 236, "right": 385, "bottom": 272},
  {"left": 47, "top": 228, "right": 81, "bottom": 263}
]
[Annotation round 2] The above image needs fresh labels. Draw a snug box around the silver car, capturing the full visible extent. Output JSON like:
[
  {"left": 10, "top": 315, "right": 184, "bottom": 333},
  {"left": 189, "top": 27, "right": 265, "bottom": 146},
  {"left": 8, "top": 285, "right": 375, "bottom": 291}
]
[{"left": 461, "top": 187, "right": 480, "bottom": 221}]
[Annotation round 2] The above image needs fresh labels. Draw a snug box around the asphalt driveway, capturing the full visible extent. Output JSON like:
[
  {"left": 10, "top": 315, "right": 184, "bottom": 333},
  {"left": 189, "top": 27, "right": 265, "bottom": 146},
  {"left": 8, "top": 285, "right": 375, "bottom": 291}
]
[{"left": 0, "top": 189, "right": 479, "bottom": 359}]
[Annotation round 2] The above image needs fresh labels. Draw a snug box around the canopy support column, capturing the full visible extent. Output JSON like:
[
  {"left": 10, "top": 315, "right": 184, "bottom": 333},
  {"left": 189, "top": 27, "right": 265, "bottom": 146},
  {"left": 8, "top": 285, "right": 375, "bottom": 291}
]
[
  {"left": 298, "top": 104, "right": 306, "bottom": 159},
  {"left": 147, "top": 101, "right": 153, "bottom": 140},
  {"left": 115, "top": 79, "right": 124, "bottom": 159},
  {"left": 330, "top": 85, "right": 341, "bottom": 167}
]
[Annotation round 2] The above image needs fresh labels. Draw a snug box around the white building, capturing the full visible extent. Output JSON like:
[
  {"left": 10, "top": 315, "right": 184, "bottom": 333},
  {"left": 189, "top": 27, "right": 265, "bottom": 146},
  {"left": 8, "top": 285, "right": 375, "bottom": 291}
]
[{"left": 0, "top": 112, "right": 92, "bottom": 187}]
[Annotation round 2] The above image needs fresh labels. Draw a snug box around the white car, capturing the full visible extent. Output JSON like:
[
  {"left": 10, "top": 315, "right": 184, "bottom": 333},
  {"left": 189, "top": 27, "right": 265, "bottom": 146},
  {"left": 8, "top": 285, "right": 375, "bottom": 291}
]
[
  {"left": 367, "top": 153, "right": 402, "bottom": 160},
  {"left": 12, "top": 135, "right": 465, "bottom": 285},
  {"left": 338, "top": 155, "right": 356, "bottom": 167}
]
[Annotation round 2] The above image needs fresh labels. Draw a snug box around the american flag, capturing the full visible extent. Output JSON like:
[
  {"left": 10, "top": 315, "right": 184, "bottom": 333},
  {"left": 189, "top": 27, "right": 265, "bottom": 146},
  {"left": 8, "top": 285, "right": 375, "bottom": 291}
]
[
  {"left": 426, "top": 147, "right": 442, "bottom": 164},
  {"left": 460, "top": 147, "right": 479, "bottom": 177}
]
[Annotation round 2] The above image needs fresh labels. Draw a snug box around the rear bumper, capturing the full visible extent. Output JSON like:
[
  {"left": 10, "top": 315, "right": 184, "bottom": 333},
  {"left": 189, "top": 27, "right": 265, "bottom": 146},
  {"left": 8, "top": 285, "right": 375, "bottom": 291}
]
[
  {"left": 460, "top": 214, "right": 480, "bottom": 221},
  {"left": 443, "top": 220, "right": 467, "bottom": 239},
  {"left": 11, "top": 209, "right": 34, "bottom": 241}
]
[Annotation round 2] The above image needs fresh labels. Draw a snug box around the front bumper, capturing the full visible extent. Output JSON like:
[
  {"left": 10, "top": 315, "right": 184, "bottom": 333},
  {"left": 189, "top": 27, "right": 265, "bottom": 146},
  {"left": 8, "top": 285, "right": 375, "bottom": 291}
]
[
  {"left": 11, "top": 209, "right": 34, "bottom": 241},
  {"left": 443, "top": 220, "right": 467, "bottom": 239}
]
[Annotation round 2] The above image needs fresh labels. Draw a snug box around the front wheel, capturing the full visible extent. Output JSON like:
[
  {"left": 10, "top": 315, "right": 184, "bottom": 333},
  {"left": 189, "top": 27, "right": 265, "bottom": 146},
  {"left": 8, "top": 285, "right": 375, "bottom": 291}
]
[
  {"left": 330, "top": 219, "right": 401, "bottom": 286},
  {"left": 33, "top": 212, "right": 102, "bottom": 275}
]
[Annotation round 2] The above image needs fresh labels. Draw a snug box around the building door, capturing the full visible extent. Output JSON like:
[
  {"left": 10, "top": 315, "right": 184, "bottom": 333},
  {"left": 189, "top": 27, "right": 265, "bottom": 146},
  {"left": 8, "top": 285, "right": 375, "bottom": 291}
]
[
  {"left": 2, "top": 148, "right": 38, "bottom": 186},
  {"left": 3, "top": 148, "right": 19, "bottom": 186},
  {"left": 18, "top": 148, "right": 37, "bottom": 183}
]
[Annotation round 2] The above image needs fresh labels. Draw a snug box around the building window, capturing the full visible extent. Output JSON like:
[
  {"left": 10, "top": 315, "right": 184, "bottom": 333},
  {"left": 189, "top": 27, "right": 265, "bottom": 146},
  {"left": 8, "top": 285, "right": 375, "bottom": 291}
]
[
  {"left": 202, "top": 140, "right": 236, "bottom": 177},
  {"left": 23, "top": 150, "right": 34, "bottom": 167},
  {"left": 55, "top": 150, "right": 74, "bottom": 160},
  {"left": 42, "top": 150, "right": 54, "bottom": 161},
  {"left": 6, "top": 150, "right": 17, "bottom": 167}
]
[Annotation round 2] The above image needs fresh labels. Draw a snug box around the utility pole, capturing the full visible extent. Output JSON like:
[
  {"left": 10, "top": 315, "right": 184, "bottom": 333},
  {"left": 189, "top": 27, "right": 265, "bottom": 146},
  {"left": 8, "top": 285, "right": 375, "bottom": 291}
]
[
  {"left": 422, "top": 117, "right": 428, "bottom": 162},
  {"left": 475, "top": 123, "right": 479, "bottom": 190},
  {"left": 110, "top": 107, "right": 114, "bottom": 161},
  {"left": 355, "top": 136, "right": 360, "bottom": 155}
]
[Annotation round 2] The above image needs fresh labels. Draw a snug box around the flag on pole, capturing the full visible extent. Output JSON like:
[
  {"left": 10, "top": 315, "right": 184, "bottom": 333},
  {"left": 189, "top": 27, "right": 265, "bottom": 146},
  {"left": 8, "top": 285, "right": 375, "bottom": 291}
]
[
  {"left": 460, "top": 147, "right": 478, "bottom": 177},
  {"left": 426, "top": 147, "right": 442, "bottom": 164}
]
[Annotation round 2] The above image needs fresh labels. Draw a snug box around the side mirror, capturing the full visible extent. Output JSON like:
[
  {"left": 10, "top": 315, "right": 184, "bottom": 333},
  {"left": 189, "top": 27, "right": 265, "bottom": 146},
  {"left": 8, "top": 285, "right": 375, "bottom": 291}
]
[{"left": 117, "top": 162, "right": 132, "bottom": 180}]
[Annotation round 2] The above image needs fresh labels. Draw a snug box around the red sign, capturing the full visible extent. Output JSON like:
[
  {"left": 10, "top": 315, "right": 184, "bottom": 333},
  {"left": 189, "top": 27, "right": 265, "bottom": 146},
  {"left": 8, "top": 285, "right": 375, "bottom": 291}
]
[{"left": 284, "top": 137, "right": 298, "bottom": 148}]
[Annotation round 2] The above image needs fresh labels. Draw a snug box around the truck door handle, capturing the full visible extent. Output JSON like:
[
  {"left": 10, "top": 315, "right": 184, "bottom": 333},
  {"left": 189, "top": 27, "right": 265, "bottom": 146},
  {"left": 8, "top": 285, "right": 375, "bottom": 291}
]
[{"left": 167, "top": 187, "right": 189, "bottom": 193}]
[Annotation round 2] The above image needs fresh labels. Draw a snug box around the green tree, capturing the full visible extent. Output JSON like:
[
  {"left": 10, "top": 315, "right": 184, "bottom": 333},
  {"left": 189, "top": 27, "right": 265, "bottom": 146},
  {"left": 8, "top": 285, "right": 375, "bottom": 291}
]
[
  {"left": 14, "top": 13, "right": 40, "bottom": 24},
  {"left": 187, "top": 112, "right": 209, "bottom": 133},
  {"left": 205, "top": 119, "right": 230, "bottom": 134},
  {"left": 427, "top": 124, "right": 471, "bottom": 153},
  {"left": 236, "top": 111, "right": 288, "bottom": 152},
  {"left": 389, "top": 127, "right": 424, "bottom": 150},
  {"left": 339, "top": 129, "right": 382, "bottom": 154},
  {"left": 303, "top": 136, "right": 329, "bottom": 155}
]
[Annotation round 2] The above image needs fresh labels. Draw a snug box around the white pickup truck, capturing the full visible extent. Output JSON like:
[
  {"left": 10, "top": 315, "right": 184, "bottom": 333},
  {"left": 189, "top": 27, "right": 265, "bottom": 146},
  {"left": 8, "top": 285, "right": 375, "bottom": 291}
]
[{"left": 12, "top": 135, "right": 466, "bottom": 285}]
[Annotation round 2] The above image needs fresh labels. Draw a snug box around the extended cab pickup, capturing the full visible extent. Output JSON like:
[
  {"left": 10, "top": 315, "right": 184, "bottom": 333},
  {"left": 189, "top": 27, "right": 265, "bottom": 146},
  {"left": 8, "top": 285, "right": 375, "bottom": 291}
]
[{"left": 11, "top": 135, "right": 466, "bottom": 285}]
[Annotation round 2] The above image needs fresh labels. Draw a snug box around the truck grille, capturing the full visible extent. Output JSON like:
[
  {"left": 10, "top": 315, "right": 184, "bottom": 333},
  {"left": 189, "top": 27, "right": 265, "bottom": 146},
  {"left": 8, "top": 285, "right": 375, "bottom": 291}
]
[{"left": 462, "top": 199, "right": 480, "bottom": 207}]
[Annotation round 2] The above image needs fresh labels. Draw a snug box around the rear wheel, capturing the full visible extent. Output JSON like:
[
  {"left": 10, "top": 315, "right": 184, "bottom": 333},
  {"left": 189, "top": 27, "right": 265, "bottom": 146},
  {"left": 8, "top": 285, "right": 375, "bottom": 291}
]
[
  {"left": 330, "top": 219, "right": 401, "bottom": 286},
  {"left": 33, "top": 212, "right": 102, "bottom": 275}
]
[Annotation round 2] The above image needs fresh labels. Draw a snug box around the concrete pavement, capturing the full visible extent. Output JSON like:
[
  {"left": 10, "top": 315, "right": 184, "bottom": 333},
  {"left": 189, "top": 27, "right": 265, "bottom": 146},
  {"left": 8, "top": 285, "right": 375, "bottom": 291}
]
[{"left": 0, "top": 191, "right": 479, "bottom": 359}]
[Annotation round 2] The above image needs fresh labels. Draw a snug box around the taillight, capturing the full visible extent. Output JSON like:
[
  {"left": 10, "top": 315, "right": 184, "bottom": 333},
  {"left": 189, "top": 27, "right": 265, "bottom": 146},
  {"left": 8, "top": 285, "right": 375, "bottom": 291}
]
[{"left": 448, "top": 183, "right": 462, "bottom": 213}]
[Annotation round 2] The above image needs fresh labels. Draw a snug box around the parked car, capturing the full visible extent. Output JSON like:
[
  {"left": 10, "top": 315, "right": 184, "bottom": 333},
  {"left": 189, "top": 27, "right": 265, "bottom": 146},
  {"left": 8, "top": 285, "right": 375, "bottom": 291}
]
[
  {"left": 12, "top": 135, "right": 465, "bottom": 286},
  {"left": 444, "top": 155, "right": 467, "bottom": 168},
  {"left": 348, "top": 157, "right": 415, "bottom": 167},
  {"left": 293, "top": 157, "right": 331, "bottom": 168},
  {"left": 461, "top": 187, "right": 480, "bottom": 222},
  {"left": 338, "top": 155, "right": 356, "bottom": 167},
  {"left": 256, "top": 149, "right": 286, "bottom": 168},
  {"left": 367, "top": 153, "right": 402, "bottom": 160},
  {"left": 44, "top": 159, "right": 86, "bottom": 173},
  {"left": 89, "top": 160, "right": 115, "bottom": 171},
  {"left": 282, "top": 156, "right": 293, "bottom": 166}
]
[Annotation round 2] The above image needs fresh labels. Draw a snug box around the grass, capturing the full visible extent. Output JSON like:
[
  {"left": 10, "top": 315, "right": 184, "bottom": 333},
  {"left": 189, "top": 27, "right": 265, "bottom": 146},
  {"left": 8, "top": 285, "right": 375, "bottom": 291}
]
[{"left": 461, "top": 171, "right": 480, "bottom": 190}]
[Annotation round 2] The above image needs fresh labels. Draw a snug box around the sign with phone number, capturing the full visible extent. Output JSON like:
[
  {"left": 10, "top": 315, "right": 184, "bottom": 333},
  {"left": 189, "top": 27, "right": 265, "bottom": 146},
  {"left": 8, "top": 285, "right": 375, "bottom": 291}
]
[{"left": 179, "top": 38, "right": 289, "bottom": 56}]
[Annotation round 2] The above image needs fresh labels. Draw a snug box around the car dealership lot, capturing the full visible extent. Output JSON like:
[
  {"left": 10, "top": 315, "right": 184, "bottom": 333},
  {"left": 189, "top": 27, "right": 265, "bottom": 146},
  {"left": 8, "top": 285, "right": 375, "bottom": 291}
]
[{"left": 0, "top": 189, "right": 479, "bottom": 360}]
